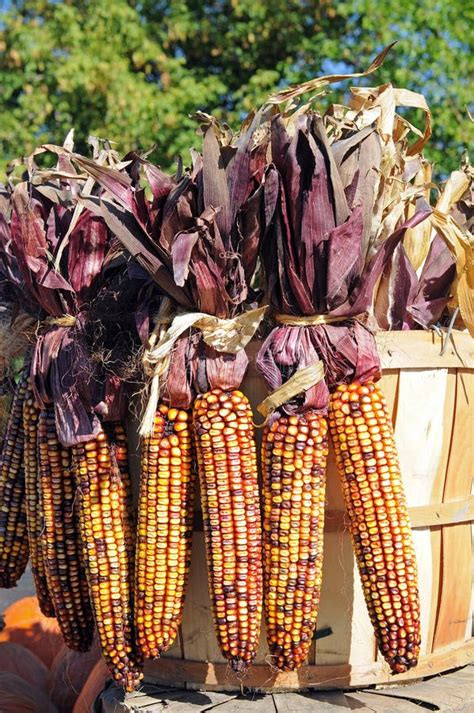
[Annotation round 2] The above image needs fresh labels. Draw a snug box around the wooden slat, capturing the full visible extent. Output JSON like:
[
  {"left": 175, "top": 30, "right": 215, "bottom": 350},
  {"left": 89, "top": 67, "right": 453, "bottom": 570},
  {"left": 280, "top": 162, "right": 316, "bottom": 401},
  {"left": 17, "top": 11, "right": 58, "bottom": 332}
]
[
  {"left": 435, "top": 524, "right": 472, "bottom": 649},
  {"left": 273, "top": 691, "right": 351, "bottom": 712},
  {"left": 314, "top": 532, "right": 361, "bottom": 667},
  {"left": 394, "top": 369, "right": 449, "bottom": 656},
  {"left": 409, "top": 497, "right": 474, "bottom": 527},
  {"left": 426, "top": 369, "right": 457, "bottom": 653},
  {"left": 143, "top": 639, "right": 474, "bottom": 691},
  {"left": 245, "top": 330, "right": 474, "bottom": 370},
  {"left": 431, "top": 369, "right": 457, "bottom": 504},
  {"left": 211, "top": 698, "right": 274, "bottom": 712},
  {"left": 395, "top": 369, "right": 449, "bottom": 508},
  {"left": 380, "top": 370, "right": 399, "bottom": 422},
  {"left": 177, "top": 531, "right": 226, "bottom": 665},
  {"left": 434, "top": 370, "right": 474, "bottom": 650},
  {"left": 442, "top": 370, "right": 474, "bottom": 503},
  {"left": 427, "top": 526, "right": 442, "bottom": 654},
  {"left": 376, "top": 330, "right": 474, "bottom": 369},
  {"left": 323, "top": 498, "right": 474, "bottom": 532},
  {"left": 192, "top": 497, "right": 474, "bottom": 535}
]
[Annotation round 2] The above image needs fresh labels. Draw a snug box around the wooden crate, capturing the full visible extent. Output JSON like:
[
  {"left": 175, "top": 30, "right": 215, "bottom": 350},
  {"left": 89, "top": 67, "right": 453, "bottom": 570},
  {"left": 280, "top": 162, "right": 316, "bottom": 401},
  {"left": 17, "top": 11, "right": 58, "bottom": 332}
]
[{"left": 143, "top": 330, "right": 474, "bottom": 691}]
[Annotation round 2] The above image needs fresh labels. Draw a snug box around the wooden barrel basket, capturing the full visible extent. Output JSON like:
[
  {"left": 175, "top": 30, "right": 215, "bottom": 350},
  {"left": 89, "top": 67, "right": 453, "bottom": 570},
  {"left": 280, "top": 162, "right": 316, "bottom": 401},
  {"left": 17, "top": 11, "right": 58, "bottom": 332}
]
[{"left": 142, "top": 330, "right": 474, "bottom": 692}]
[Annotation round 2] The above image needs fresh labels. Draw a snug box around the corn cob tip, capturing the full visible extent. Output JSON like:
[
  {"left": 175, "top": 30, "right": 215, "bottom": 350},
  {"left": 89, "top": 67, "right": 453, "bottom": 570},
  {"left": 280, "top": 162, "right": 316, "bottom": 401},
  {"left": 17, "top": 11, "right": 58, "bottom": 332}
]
[
  {"left": 118, "top": 667, "right": 144, "bottom": 693},
  {"left": 229, "top": 658, "right": 250, "bottom": 675},
  {"left": 390, "top": 654, "right": 418, "bottom": 675}
]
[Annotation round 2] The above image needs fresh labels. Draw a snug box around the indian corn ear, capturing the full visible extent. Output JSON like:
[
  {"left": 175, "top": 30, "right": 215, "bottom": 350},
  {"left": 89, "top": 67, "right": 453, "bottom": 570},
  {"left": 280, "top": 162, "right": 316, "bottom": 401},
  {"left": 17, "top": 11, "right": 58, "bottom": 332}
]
[
  {"left": 104, "top": 422, "right": 135, "bottom": 564},
  {"left": 262, "top": 411, "right": 327, "bottom": 671},
  {"left": 329, "top": 381, "right": 421, "bottom": 674},
  {"left": 194, "top": 389, "right": 263, "bottom": 673},
  {"left": 0, "top": 372, "right": 29, "bottom": 587},
  {"left": 37, "top": 406, "right": 94, "bottom": 651},
  {"left": 135, "top": 405, "right": 195, "bottom": 658},
  {"left": 23, "top": 390, "right": 55, "bottom": 617},
  {"left": 73, "top": 426, "right": 143, "bottom": 691}
]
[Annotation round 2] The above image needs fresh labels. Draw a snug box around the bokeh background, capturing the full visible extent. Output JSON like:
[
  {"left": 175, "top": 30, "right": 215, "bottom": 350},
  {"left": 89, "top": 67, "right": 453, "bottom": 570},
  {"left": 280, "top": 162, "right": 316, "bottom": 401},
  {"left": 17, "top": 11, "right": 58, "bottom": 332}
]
[{"left": 0, "top": 1, "right": 472, "bottom": 175}]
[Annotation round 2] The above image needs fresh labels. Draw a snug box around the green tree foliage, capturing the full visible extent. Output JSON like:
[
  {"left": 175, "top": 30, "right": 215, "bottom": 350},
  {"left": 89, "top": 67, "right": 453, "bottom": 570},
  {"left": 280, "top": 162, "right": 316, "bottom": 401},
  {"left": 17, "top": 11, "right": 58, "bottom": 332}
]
[{"left": 0, "top": 0, "right": 472, "bottom": 173}]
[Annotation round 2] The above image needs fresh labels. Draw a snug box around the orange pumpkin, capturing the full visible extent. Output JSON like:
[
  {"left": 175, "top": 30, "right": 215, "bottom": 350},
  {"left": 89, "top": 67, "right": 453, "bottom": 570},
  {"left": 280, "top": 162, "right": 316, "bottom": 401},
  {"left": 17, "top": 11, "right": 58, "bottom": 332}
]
[
  {"left": 0, "top": 641, "right": 48, "bottom": 691},
  {"left": 48, "top": 640, "right": 101, "bottom": 713},
  {"left": 0, "top": 671, "right": 58, "bottom": 712},
  {"left": 0, "top": 596, "right": 62, "bottom": 668},
  {"left": 72, "top": 659, "right": 110, "bottom": 713}
]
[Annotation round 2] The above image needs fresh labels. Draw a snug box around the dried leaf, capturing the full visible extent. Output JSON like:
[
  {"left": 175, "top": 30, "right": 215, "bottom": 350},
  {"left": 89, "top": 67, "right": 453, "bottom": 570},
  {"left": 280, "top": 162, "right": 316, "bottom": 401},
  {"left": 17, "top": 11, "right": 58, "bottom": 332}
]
[{"left": 266, "top": 43, "right": 397, "bottom": 105}]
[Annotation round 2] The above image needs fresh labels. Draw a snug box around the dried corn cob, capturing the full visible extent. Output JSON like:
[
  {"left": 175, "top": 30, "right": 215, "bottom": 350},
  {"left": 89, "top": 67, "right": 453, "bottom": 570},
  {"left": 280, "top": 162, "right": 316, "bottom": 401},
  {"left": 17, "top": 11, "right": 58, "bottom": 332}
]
[
  {"left": 262, "top": 411, "right": 328, "bottom": 671},
  {"left": 0, "top": 372, "right": 29, "bottom": 587},
  {"left": 23, "top": 390, "right": 55, "bottom": 617},
  {"left": 194, "top": 389, "right": 263, "bottom": 672},
  {"left": 104, "top": 422, "right": 135, "bottom": 563},
  {"left": 73, "top": 427, "right": 142, "bottom": 691},
  {"left": 329, "top": 381, "right": 421, "bottom": 673},
  {"left": 135, "top": 405, "right": 195, "bottom": 659},
  {"left": 37, "top": 407, "right": 94, "bottom": 651}
]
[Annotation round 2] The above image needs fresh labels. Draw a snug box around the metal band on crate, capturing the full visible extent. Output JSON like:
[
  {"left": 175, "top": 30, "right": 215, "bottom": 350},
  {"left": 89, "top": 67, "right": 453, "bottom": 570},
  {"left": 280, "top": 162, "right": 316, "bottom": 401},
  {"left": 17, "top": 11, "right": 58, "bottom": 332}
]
[
  {"left": 140, "top": 304, "right": 267, "bottom": 436},
  {"left": 255, "top": 361, "right": 325, "bottom": 427}
]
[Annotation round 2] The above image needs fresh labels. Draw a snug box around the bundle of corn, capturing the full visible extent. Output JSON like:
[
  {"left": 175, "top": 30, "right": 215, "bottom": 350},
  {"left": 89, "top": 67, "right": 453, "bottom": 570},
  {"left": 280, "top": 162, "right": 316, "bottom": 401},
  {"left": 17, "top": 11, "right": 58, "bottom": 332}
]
[
  {"left": 82, "top": 125, "right": 268, "bottom": 673},
  {"left": 66, "top": 154, "right": 196, "bottom": 662},
  {"left": 324, "top": 83, "right": 472, "bottom": 338},
  {"left": 255, "top": 88, "right": 429, "bottom": 672},
  {"left": 398, "top": 161, "right": 474, "bottom": 337},
  {"left": 373, "top": 233, "right": 456, "bottom": 331},
  {"left": 0, "top": 143, "right": 147, "bottom": 689}
]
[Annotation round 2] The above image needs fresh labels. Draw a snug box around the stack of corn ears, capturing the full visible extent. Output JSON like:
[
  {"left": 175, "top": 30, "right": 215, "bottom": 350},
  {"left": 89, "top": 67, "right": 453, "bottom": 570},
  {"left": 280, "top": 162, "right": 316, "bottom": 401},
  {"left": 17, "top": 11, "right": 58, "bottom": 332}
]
[
  {"left": 0, "top": 141, "right": 150, "bottom": 690},
  {"left": 0, "top": 46, "right": 472, "bottom": 693},
  {"left": 81, "top": 122, "right": 269, "bottom": 673}
]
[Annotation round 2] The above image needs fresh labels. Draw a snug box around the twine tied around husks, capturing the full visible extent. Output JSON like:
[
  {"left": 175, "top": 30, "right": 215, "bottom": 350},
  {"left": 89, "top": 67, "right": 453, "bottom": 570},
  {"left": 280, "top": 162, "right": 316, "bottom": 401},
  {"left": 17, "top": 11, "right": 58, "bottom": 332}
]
[
  {"left": 273, "top": 312, "right": 352, "bottom": 326},
  {"left": 254, "top": 311, "right": 354, "bottom": 425},
  {"left": 140, "top": 304, "right": 267, "bottom": 436}
]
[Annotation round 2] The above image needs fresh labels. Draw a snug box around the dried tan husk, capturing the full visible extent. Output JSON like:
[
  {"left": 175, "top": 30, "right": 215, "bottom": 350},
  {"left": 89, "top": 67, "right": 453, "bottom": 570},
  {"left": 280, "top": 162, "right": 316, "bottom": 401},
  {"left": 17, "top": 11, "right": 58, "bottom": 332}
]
[
  {"left": 404, "top": 161, "right": 434, "bottom": 271},
  {"left": 140, "top": 306, "right": 267, "bottom": 435},
  {"left": 428, "top": 209, "right": 474, "bottom": 336}
]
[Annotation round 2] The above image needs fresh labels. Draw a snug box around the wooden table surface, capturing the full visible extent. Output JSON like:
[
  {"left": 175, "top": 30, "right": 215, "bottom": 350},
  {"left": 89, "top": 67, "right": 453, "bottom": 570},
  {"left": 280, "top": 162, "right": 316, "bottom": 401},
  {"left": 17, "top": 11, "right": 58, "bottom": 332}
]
[{"left": 100, "top": 664, "right": 474, "bottom": 712}]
